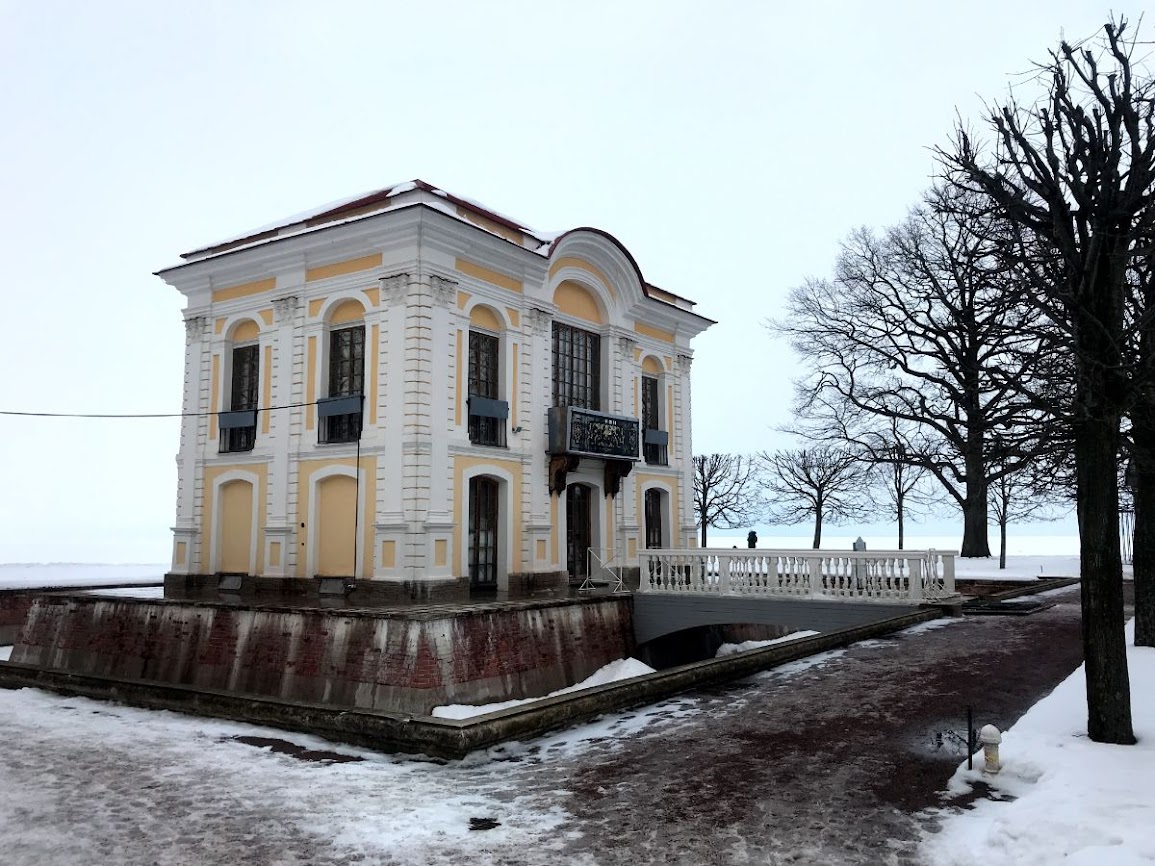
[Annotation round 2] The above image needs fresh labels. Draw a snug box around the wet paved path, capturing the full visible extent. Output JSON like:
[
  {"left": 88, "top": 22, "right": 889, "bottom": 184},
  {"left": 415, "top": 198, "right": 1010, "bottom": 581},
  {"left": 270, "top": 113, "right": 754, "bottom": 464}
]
[{"left": 0, "top": 586, "right": 1100, "bottom": 865}]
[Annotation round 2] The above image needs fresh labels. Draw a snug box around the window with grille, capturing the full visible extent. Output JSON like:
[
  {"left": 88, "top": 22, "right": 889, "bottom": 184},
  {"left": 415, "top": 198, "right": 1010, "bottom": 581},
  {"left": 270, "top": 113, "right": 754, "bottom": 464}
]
[
  {"left": 552, "top": 323, "right": 600, "bottom": 410},
  {"left": 220, "top": 344, "right": 258, "bottom": 453},
  {"left": 321, "top": 325, "right": 364, "bottom": 443},
  {"left": 642, "top": 375, "right": 667, "bottom": 465},
  {"left": 468, "top": 331, "right": 506, "bottom": 447}
]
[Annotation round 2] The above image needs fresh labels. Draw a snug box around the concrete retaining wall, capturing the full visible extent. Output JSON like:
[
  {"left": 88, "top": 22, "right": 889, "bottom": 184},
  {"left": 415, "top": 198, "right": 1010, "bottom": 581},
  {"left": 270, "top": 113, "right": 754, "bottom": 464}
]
[
  {"left": 11, "top": 595, "right": 633, "bottom": 715},
  {"left": 0, "top": 608, "right": 938, "bottom": 758}
]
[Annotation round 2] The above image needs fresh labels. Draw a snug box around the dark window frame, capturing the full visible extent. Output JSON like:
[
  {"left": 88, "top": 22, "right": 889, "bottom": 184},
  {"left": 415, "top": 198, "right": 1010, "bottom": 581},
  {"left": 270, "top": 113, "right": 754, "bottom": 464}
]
[
  {"left": 321, "top": 324, "right": 365, "bottom": 444},
  {"left": 468, "top": 330, "right": 506, "bottom": 447},
  {"left": 641, "top": 374, "right": 667, "bottom": 465},
  {"left": 552, "top": 322, "right": 601, "bottom": 410},
  {"left": 220, "top": 343, "right": 259, "bottom": 453}
]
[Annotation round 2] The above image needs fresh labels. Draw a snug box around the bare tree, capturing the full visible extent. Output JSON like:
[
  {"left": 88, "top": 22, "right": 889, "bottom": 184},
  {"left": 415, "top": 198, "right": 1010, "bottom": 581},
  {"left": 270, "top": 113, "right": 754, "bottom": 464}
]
[
  {"left": 775, "top": 185, "right": 1046, "bottom": 557},
  {"left": 870, "top": 444, "right": 930, "bottom": 551},
  {"left": 760, "top": 447, "right": 866, "bottom": 548},
  {"left": 692, "top": 454, "right": 762, "bottom": 548},
  {"left": 988, "top": 439, "right": 1061, "bottom": 569},
  {"left": 940, "top": 17, "right": 1155, "bottom": 744},
  {"left": 1127, "top": 247, "right": 1155, "bottom": 646}
]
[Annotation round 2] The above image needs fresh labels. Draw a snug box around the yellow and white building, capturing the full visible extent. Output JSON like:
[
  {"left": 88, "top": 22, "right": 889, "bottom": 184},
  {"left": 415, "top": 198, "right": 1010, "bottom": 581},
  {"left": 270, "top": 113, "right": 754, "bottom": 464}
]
[{"left": 158, "top": 181, "right": 713, "bottom": 597}]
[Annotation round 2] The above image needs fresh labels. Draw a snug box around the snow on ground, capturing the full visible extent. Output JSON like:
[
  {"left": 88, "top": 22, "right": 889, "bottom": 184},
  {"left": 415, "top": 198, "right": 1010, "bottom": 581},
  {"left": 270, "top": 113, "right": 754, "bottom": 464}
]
[
  {"left": 432, "top": 658, "right": 656, "bottom": 719},
  {"left": 954, "top": 554, "right": 1080, "bottom": 582},
  {"left": 921, "top": 620, "right": 1155, "bottom": 866},
  {"left": 78, "top": 586, "right": 167, "bottom": 599},
  {"left": 715, "top": 629, "right": 819, "bottom": 657},
  {"left": 0, "top": 646, "right": 10, "bottom": 662},
  {"left": 0, "top": 564, "right": 165, "bottom": 591}
]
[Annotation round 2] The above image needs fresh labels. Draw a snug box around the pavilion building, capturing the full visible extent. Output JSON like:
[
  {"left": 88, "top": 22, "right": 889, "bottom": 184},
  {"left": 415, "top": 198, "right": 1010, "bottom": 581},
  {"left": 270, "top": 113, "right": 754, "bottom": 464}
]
[{"left": 157, "top": 180, "right": 713, "bottom": 599}]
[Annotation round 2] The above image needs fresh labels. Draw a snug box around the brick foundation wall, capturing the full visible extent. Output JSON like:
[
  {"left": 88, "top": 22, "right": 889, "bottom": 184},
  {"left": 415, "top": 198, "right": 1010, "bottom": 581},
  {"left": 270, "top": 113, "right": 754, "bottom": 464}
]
[
  {"left": 11, "top": 595, "right": 634, "bottom": 715},
  {"left": 0, "top": 594, "right": 35, "bottom": 645}
]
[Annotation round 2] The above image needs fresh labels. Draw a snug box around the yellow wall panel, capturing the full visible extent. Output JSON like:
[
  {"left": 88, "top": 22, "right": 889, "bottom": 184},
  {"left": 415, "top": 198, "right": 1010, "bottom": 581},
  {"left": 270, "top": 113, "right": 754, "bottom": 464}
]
[
  {"left": 381, "top": 540, "right": 396, "bottom": 569},
  {"left": 305, "top": 337, "right": 316, "bottom": 431},
  {"left": 455, "top": 258, "right": 523, "bottom": 294},
  {"left": 553, "top": 280, "right": 604, "bottom": 324},
  {"left": 209, "top": 354, "right": 220, "bottom": 440},
  {"left": 469, "top": 305, "right": 503, "bottom": 331},
  {"left": 212, "top": 277, "right": 276, "bottom": 304},
  {"left": 635, "top": 321, "right": 675, "bottom": 343},
  {"left": 329, "top": 299, "right": 365, "bottom": 324},
  {"left": 306, "top": 253, "right": 382, "bottom": 282}
]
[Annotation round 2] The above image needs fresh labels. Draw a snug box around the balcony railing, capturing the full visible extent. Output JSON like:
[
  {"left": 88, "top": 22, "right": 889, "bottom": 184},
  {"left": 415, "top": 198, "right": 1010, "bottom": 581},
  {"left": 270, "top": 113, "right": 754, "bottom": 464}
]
[{"left": 547, "top": 405, "right": 640, "bottom": 460}]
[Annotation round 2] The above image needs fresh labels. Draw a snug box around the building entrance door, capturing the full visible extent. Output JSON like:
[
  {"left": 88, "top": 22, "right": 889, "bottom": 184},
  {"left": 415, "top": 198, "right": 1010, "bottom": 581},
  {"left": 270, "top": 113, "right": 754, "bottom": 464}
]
[
  {"left": 566, "top": 484, "right": 592, "bottom": 581},
  {"left": 468, "top": 476, "right": 499, "bottom": 589},
  {"left": 644, "top": 488, "right": 664, "bottom": 549}
]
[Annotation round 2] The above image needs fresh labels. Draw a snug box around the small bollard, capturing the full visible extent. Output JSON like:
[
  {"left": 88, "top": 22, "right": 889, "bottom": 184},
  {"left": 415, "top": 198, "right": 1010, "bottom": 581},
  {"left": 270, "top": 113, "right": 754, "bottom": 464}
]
[{"left": 980, "top": 724, "right": 1002, "bottom": 774}]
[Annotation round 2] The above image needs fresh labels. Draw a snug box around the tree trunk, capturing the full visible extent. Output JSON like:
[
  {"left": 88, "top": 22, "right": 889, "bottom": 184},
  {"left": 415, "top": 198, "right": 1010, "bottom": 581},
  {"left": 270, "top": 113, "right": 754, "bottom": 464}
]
[
  {"left": 897, "top": 494, "right": 905, "bottom": 550},
  {"left": 1076, "top": 415, "right": 1135, "bottom": 744},
  {"left": 1132, "top": 416, "right": 1155, "bottom": 647},
  {"left": 812, "top": 509, "right": 823, "bottom": 549},
  {"left": 700, "top": 522, "right": 708, "bottom": 548},
  {"left": 960, "top": 476, "right": 991, "bottom": 557},
  {"left": 999, "top": 517, "right": 1007, "bottom": 570}
]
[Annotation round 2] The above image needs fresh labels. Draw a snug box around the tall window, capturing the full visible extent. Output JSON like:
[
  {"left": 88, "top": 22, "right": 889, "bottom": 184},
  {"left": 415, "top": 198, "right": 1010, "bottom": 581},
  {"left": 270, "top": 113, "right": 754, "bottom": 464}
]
[
  {"left": 642, "top": 375, "right": 667, "bottom": 465},
  {"left": 644, "top": 488, "right": 664, "bottom": 549},
  {"left": 322, "top": 325, "right": 364, "bottom": 443},
  {"left": 552, "top": 323, "right": 600, "bottom": 410},
  {"left": 220, "top": 344, "right": 258, "bottom": 453},
  {"left": 468, "top": 331, "right": 505, "bottom": 447}
]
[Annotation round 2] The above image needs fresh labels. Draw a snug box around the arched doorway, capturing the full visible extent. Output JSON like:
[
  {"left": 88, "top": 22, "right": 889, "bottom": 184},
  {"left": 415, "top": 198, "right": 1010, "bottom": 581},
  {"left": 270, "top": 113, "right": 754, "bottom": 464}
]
[
  {"left": 316, "top": 474, "right": 358, "bottom": 576},
  {"left": 468, "top": 476, "right": 500, "bottom": 589},
  {"left": 566, "top": 483, "right": 593, "bottom": 581},
  {"left": 644, "top": 488, "right": 665, "bottom": 549},
  {"left": 218, "top": 480, "right": 254, "bottom": 574}
]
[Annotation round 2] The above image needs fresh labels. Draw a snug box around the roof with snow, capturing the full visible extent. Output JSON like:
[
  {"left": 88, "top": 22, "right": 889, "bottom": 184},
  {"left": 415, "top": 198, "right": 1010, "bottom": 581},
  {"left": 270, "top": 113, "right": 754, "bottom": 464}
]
[{"left": 173, "top": 179, "right": 705, "bottom": 315}]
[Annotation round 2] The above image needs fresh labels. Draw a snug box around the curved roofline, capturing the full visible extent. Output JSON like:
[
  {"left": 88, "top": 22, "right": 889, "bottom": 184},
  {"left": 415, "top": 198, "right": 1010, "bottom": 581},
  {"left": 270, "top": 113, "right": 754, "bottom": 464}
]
[{"left": 547, "top": 226, "right": 698, "bottom": 309}]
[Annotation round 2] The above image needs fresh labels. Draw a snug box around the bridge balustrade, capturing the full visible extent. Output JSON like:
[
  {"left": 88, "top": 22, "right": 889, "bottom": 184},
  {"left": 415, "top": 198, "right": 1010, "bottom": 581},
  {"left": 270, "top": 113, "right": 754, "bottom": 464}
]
[{"left": 638, "top": 548, "right": 957, "bottom": 603}]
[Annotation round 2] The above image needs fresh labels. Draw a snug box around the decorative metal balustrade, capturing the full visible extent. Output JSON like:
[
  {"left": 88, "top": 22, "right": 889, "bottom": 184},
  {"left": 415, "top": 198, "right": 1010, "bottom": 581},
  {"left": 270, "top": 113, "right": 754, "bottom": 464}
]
[{"left": 638, "top": 548, "right": 957, "bottom": 603}]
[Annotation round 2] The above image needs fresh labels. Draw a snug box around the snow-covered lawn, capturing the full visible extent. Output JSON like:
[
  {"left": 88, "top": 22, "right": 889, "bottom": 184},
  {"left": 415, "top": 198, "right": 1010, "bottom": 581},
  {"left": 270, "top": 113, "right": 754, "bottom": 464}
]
[
  {"left": 954, "top": 554, "right": 1080, "bottom": 582},
  {"left": 922, "top": 620, "right": 1155, "bottom": 866}
]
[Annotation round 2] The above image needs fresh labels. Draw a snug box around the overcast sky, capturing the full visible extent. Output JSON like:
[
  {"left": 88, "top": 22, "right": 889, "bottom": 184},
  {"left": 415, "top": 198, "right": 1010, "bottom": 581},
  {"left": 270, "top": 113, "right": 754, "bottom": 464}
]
[{"left": 0, "top": 1, "right": 1127, "bottom": 562}]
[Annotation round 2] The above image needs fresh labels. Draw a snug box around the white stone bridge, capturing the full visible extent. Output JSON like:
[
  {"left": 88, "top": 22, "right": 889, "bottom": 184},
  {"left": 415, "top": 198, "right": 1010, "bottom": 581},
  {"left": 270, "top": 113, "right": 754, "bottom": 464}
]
[{"left": 632, "top": 548, "right": 958, "bottom": 644}]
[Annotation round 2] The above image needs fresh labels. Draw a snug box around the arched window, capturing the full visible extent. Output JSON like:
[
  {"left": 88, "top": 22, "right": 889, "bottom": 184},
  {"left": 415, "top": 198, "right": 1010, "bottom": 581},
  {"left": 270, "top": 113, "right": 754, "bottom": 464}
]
[
  {"left": 220, "top": 319, "right": 260, "bottom": 453},
  {"left": 467, "top": 305, "right": 508, "bottom": 448},
  {"left": 319, "top": 300, "right": 365, "bottom": 444},
  {"left": 641, "top": 357, "right": 668, "bottom": 465}
]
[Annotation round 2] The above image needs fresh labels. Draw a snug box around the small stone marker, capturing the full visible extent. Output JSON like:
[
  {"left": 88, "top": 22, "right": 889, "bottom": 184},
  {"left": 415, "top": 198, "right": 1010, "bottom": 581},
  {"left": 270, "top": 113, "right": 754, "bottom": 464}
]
[
  {"left": 853, "top": 537, "right": 866, "bottom": 551},
  {"left": 980, "top": 724, "right": 1002, "bottom": 774}
]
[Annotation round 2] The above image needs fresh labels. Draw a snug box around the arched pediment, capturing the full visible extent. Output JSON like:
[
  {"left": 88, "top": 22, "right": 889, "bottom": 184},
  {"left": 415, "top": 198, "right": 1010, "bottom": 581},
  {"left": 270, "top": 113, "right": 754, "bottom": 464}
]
[{"left": 546, "top": 228, "right": 650, "bottom": 313}]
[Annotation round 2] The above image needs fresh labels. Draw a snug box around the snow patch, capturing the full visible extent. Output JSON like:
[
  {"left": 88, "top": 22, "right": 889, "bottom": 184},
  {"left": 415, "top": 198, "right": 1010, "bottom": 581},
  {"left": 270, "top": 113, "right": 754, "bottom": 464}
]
[
  {"left": 921, "top": 620, "right": 1155, "bottom": 866},
  {"left": 715, "top": 630, "right": 820, "bottom": 657},
  {"left": 432, "top": 658, "right": 656, "bottom": 719}
]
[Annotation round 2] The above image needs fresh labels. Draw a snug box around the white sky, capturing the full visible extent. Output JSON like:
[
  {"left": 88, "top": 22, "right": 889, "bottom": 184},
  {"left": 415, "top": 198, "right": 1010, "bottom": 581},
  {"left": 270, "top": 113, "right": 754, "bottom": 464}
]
[{"left": 0, "top": 1, "right": 1126, "bottom": 562}]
